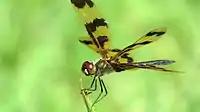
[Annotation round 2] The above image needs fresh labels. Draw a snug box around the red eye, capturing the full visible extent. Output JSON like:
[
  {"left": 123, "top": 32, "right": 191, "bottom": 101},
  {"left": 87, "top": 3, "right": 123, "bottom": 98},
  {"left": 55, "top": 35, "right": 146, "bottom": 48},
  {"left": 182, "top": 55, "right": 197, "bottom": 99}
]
[{"left": 81, "top": 61, "right": 95, "bottom": 76}]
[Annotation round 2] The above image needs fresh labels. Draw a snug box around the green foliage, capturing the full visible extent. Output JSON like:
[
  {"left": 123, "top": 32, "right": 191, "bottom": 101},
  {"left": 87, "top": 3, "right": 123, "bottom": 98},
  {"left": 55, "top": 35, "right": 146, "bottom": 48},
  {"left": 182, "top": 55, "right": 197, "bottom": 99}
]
[{"left": 0, "top": 0, "right": 199, "bottom": 112}]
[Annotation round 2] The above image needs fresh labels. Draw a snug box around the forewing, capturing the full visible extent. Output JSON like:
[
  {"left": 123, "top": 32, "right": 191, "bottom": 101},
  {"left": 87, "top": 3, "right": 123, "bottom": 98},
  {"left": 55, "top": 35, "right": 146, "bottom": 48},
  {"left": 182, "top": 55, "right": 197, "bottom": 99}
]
[
  {"left": 111, "top": 28, "right": 166, "bottom": 61},
  {"left": 79, "top": 36, "right": 99, "bottom": 53},
  {"left": 108, "top": 49, "right": 134, "bottom": 64},
  {"left": 71, "top": 0, "right": 111, "bottom": 52}
]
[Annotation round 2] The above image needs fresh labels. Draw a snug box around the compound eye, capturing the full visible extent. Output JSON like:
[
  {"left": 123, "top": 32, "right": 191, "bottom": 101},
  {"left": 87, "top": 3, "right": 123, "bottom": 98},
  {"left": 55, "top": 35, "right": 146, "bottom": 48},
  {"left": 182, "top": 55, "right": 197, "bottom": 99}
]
[
  {"left": 84, "top": 68, "right": 89, "bottom": 75},
  {"left": 81, "top": 61, "right": 95, "bottom": 76}
]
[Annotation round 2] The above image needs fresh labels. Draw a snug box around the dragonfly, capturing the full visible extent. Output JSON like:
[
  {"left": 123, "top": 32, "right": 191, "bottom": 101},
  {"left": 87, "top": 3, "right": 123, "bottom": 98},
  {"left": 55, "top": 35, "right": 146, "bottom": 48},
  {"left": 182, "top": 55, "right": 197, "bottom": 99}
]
[{"left": 70, "top": 0, "right": 178, "bottom": 110}]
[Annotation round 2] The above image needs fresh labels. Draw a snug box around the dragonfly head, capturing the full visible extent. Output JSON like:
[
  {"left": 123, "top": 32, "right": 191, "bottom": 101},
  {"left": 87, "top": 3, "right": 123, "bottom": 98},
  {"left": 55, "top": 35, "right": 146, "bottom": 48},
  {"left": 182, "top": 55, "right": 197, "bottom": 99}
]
[{"left": 81, "top": 61, "right": 96, "bottom": 76}]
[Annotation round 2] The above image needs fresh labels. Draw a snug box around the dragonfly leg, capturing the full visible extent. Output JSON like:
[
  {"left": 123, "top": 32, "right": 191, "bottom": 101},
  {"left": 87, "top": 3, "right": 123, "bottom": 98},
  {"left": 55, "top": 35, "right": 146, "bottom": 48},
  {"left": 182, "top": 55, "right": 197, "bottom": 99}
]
[
  {"left": 95, "top": 79, "right": 108, "bottom": 104},
  {"left": 90, "top": 78, "right": 107, "bottom": 109},
  {"left": 81, "top": 76, "right": 98, "bottom": 95}
]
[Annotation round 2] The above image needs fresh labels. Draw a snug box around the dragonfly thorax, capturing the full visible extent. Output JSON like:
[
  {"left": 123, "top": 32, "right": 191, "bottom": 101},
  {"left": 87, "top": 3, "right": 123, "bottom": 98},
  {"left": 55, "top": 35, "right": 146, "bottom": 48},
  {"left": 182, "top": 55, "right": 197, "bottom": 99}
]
[
  {"left": 95, "top": 59, "right": 115, "bottom": 76},
  {"left": 81, "top": 61, "right": 96, "bottom": 76}
]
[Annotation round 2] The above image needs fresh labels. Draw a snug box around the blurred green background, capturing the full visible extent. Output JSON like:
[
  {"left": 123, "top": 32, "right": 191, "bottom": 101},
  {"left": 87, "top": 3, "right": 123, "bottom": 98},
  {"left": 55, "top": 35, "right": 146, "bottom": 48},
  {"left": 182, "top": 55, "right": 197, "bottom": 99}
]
[{"left": 0, "top": 0, "right": 199, "bottom": 112}]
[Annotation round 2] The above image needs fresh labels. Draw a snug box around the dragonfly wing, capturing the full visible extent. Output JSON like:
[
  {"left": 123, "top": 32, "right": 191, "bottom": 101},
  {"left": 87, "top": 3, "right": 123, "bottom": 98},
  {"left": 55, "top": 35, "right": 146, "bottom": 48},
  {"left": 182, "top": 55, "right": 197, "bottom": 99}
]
[
  {"left": 108, "top": 49, "right": 134, "bottom": 63},
  {"left": 79, "top": 36, "right": 100, "bottom": 53},
  {"left": 110, "top": 60, "right": 178, "bottom": 73},
  {"left": 71, "top": 0, "right": 111, "bottom": 55},
  {"left": 133, "top": 60, "right": 176, "bottom": 66},
  {"left": 111, "top": 28, "right": 166, "bottom": 61},
  {"left": 133, "top": 65, "right": 178, "bottom": 72}
]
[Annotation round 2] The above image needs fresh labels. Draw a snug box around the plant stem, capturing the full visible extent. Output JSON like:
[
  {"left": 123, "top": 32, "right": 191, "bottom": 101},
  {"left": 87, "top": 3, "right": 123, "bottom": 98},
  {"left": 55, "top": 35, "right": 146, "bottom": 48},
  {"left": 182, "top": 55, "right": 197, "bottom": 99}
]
[{"left": 80, "top": 78, "right": 96, "bottom": 112}]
